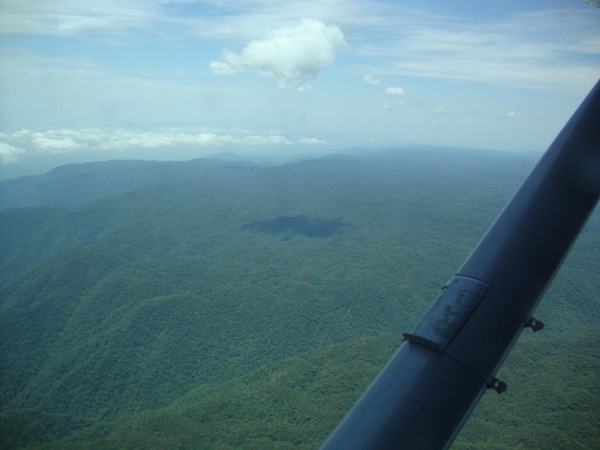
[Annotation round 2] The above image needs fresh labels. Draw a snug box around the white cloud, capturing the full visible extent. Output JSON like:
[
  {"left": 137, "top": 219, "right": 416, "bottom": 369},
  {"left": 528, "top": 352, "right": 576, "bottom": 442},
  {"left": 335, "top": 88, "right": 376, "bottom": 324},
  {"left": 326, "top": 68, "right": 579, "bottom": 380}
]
[
  {"left": 0, "top": 125, "right": 335, "bottom": 178},
  {"left": 298, "top": 137, "right": 326, "bottom": 145},
  {"left": 209, "top": 19, "right": 346, "bottom": 91},
  {"left": 364, "top": 74, "right": 380, "bottom": 85},
  {"left": 385, "top": 86, "right": 405, "bottom": 96},
  {"left": 32, "top": 135, "right": 82, "bottom": 152},
  {"left": 0, "top": 126, "right": 327, "bottom": 161},
  {"left": 506, "top": 111, "right": 520, "bottom": 118},
  {"left": 435, "top": 106, "right": 444, "bottom": 113},
  {"left": 383, "top": 86, "right": 405, "bottom": 109},
  {"left": 0, "top": 142, "right": 26, "bottom": 165}
]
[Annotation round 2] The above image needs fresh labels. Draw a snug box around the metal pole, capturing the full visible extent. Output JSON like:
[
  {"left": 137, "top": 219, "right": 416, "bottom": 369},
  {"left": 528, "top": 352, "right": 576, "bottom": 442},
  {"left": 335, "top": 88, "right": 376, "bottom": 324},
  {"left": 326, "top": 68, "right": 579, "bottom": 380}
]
[{"left": 320, "top": 79, "right": 600, "bottom": 450}]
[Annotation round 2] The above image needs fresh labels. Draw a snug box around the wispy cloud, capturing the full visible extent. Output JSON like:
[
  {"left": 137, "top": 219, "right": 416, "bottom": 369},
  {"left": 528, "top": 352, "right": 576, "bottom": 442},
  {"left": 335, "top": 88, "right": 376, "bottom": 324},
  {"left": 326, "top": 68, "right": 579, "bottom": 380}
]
[
  {"left": 355, "top": 7, "right": 600, "bottom": 93},
  {"left": 363, "top": 74, "right": 380, "bottom": 85},
  {"left": 382, "top": 99, "right": 404, "bottom": 111},
  {"left": 208, "top": 60, "right": 237, "bottom": 76},
  {"left": 0, "top": 0, "right": 164, "bottom": 38}
]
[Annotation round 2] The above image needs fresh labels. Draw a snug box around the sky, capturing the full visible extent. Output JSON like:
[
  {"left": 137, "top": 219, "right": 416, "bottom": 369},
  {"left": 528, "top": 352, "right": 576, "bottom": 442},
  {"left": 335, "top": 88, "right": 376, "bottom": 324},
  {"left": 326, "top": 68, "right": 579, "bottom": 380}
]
[{"left": 0, "top": 0, "right": 599, "bottom": 178}]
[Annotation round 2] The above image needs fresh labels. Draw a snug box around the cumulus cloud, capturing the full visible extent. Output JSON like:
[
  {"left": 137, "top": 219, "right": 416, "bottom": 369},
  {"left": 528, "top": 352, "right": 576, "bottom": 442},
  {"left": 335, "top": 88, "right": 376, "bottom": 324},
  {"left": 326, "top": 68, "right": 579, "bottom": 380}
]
[
  {"left": 209, "top": 19, "right": 346, "bottom": 91},
  {"left": 364, "top": 74, "right": 380, "bottom": 85},
  {"left": 0, "top": 142, "right": 26, "bottom": 165},
  {"left": 506, "top": 110, "right": 520, "bottom": 117},
  {"left": 385, "top": 86, "right": 406, "bottom": 96},
  {"left": 435, "top": 106, "right": 445, "bottom": 113}
]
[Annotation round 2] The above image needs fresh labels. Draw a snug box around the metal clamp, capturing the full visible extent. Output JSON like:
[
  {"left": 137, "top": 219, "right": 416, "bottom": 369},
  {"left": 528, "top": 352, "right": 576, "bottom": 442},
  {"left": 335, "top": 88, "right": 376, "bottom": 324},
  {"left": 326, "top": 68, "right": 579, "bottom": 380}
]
[{"left": 403, "top": 276, "right": 489, "bottom": 352}]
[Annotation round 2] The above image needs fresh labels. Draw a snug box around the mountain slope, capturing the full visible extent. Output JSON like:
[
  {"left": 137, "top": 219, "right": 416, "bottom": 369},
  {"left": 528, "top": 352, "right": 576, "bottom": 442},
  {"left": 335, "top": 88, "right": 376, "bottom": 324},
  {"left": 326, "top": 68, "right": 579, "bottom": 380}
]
[
  {"left": 0, "top": 148, "right": 597, "bottom": 448},
  {"left": 0, "top": 158, "right": 263, "bottom": 282},
  {"left": 2, "top": 330, "right": 597, "bottom": 449},
  {"left": 0, "top": 158, "right": 258, "bottom": 211}
]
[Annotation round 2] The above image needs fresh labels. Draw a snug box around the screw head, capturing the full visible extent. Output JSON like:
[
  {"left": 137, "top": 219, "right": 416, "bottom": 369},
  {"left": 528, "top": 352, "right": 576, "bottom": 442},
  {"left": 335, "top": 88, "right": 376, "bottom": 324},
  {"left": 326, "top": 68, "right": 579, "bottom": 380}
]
[{"left": 492, "top": 380, "right": 508, "bottom": 393}]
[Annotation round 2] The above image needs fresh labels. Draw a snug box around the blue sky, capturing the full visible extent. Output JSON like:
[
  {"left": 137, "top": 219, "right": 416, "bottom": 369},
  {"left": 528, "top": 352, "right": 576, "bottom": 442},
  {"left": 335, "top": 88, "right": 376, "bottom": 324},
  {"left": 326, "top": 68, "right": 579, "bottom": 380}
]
[{"left": 0, "top": 0, "right": 599, "bottom": 177}]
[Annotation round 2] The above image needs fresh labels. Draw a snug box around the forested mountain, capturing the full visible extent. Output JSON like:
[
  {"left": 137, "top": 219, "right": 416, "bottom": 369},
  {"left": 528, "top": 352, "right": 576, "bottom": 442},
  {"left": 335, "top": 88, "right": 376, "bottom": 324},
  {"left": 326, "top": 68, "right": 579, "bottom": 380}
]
[
  {"left": 1, "top": 148, "right": 598, "bottom": 449},
  {"left": 0, "top": 158, "right": 259, "bottom": 211}
]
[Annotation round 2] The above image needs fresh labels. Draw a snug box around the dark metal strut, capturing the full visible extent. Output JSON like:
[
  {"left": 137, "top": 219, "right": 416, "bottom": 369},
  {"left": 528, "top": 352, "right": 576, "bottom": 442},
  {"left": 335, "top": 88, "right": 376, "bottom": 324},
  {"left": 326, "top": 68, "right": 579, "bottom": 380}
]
[{"left": 320, "top": 79, "right": 600, "bottom": 450}]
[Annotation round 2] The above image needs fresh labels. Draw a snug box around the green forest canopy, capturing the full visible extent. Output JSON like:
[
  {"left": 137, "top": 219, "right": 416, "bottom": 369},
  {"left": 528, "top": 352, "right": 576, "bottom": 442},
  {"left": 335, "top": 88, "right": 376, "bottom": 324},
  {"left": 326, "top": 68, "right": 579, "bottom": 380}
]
[{"left": 1, "top": 147, "right": 598, "bottom": 449}]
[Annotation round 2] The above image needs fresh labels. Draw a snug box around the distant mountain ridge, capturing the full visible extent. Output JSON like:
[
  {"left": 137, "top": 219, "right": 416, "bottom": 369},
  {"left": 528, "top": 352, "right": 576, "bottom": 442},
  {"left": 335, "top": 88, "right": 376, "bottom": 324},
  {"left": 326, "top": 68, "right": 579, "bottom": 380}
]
[{"left": 0, "top": 158, "right": 258, "bottom": 211}]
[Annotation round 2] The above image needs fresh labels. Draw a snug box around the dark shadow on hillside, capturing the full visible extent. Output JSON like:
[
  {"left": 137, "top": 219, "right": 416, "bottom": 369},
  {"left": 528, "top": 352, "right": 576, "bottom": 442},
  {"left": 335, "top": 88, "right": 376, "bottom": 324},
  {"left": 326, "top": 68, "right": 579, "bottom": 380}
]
[{"left": 244, "top": 215, "right": 352, "bottom": 238}]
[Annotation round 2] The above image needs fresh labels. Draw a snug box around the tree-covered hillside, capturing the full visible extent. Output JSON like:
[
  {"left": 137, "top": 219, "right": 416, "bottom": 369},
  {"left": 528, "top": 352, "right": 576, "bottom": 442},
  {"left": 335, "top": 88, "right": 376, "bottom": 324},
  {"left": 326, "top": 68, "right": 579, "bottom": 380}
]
[
  {"left": 0, "top": 159, "right": 259, "bottom": 212},
  {"left": 1, "top": 148, "right": 598, "bottom": 449}
]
